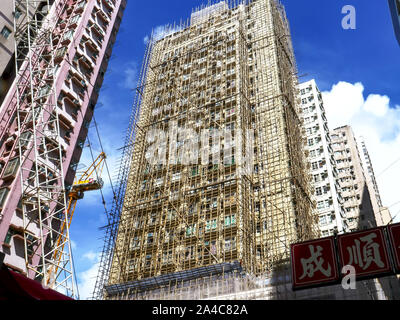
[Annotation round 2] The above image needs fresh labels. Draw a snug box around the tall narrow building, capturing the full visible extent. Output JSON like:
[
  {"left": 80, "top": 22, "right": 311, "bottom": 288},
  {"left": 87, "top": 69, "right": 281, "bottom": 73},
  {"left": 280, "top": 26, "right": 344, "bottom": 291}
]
[
  {"left": 330, "top": 126, "right": 378, "bottom": 231},
  {"left": 299, "top": 79, "right": 347, "bottom": 236},
  {"left": 0, "top": 0, "right": 126, "bottom": 291},
  {"left": 358, "top": 138, "right": 392, "bottom": 226},
  {"left": 102, "top": 0, "right": 318, "bottom": 299}
]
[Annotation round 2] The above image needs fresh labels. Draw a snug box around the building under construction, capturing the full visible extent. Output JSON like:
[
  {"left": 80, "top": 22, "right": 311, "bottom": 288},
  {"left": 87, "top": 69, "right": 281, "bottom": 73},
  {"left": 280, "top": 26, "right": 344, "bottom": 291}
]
[{"left": 96, "top": 0, "right": 319, "bottom": 300}]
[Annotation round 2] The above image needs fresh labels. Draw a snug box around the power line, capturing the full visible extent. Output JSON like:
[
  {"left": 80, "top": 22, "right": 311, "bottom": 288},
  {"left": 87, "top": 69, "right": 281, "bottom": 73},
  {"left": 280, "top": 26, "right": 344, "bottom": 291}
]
[{"left": 377, "top": 156, "right": 400, "bottom": 178}]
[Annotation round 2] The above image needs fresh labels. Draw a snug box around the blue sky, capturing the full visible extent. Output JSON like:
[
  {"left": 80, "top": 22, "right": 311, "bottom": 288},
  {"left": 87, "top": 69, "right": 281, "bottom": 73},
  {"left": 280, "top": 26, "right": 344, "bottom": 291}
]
[{"left": 70, "top": 0, "right": 400, "bottom": 299}]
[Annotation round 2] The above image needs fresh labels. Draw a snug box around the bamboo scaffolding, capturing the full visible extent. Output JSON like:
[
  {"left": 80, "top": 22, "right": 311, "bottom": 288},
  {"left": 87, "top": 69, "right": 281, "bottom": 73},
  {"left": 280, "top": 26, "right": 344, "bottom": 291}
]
[{"left": 98, "top": 0, "right": 318, "bottom": 300}]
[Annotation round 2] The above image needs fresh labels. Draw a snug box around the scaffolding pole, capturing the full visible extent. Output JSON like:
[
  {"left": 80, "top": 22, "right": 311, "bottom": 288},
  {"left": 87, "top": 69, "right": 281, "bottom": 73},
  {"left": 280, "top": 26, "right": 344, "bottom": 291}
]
[{"left": 12, "top": 0, "right": 76, "bottom": 298}]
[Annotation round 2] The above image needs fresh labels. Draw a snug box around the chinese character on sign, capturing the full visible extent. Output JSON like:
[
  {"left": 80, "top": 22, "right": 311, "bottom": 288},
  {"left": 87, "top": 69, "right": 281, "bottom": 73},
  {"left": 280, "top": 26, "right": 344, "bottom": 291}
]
[
  {"left": 387, "top": 223, "right": 400, "bottom": 273},
  {"left": 299, "top": 245, "right": 332, "bottom": 279},
  {"left": 291, "top": 237, "right": 339, "bottom": 289},
  {"left": 346, "top": 233, "right": 384, "bottom": 270},
  {"left": 338, "top": 228, "right": 391, "bottom": 279}
]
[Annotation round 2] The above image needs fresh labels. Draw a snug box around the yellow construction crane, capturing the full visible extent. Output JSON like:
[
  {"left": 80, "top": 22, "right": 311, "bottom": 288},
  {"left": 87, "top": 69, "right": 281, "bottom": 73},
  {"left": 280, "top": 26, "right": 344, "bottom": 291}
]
[{"left": 46, "top": 152, "right": 107, "bottom": 287}]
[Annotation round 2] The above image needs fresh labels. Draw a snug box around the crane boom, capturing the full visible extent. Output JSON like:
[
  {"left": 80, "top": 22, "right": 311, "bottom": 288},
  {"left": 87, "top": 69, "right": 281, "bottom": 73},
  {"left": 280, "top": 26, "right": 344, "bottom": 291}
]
[{"left": 46, "top": 152, "right": 107, "bottom": 287}]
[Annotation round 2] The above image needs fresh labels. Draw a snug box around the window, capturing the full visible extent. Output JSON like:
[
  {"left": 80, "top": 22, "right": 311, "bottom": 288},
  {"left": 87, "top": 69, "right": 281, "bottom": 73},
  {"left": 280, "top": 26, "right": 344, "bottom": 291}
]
[
  {"left": 19, "top": 131, "right": 32, "bottom": 148},
  {"left": 147, "top": 232, "right": 154, "bottom": 244},
  {"left": 70, "top": 15, "right": 81, "bottom": 24},
  {"left": 224, "top": 215, "right": 236, "bottom": 227},
  {"left": 130, "top": 236, "right": 140, "bottom": 250},
  {"left": 145, "top": 254, "right": 152, "bottom": 266},
  {"left": 224, "top": 237, "right": 236, "bottom": 251},
  {"left": 162, "top": 250, "right": 173, "bottom": 264},
  {"left": 325, "top": 200, "right": 331, "bottom": 208},
  {"left": 63, "top": 29, "right": 74, "bottom": 41},
  {"left": 0, "top": 188, "right": 10, "bottom": 208},
  {"left": 3, "top": 158, "right": 19, "bottom": 178},
  {"left": 1, "top": 26, "right": 12, "bottom": 39},
  {"left": 312, "top": 162, "right": 318, "bottom": 170},
  {"left": 127, "top": 259, "right": 137, "bottom": 272},
  {"left": 186, "top": 224, "right": 196, "bottom": 237},
  {"left": 206, "top": 219, "right": 217, "bottom": 231},
  {"left": 14, "top": 8, "right": 22, "bottom": 19},
  {"left": 315, "top": 187, "right": 322, "bottom": 196},
  {"left": 4, "top": 229, "right": 16, "bottom": 244}
]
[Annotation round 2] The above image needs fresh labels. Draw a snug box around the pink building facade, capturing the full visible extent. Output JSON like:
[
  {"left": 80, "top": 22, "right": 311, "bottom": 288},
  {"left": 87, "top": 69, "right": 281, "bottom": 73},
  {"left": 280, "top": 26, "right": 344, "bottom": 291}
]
[{"left": 0, "top": 0, "right": 126, "bottom": 276}]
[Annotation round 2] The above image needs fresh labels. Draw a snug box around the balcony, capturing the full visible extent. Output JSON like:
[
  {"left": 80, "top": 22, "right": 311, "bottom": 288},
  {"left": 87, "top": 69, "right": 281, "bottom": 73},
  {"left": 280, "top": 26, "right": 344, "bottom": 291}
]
[
  {"left": 75, "top": 0, "right": 87, "bottom": 14},
  {"left": 77, "top": 53, "right": 94, "bottom": 70},
  {"left": 81, "top": 35, "right": 100, "bottom": 52},
  {"left": 95, "top": 8, "right": 110, "bottom": 23},
  {"left": 102, "top": 0, "right": 115, "bottom": 10},
  {"left": 69, "top": 14, "right": 81, "bottom": 28},
  {"left": 90, "top": 22, "right": 106, "bottom": 38}
]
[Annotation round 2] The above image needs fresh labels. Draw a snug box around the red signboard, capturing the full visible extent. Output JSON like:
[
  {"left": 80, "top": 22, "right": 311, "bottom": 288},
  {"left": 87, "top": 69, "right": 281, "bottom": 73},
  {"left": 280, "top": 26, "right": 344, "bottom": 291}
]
[
  {"left": 291, "top": 237, "right": 340, "bottom": 290},
  {"left": 387, "top": 223, "right": 400, "bottom": 273},
  {"left": 337, "top": 227, "right": 392, "bottom": 279}
]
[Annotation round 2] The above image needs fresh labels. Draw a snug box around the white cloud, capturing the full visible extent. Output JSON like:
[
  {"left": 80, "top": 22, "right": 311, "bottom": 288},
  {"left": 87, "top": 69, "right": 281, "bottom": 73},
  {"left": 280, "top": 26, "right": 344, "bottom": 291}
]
[
  {"left": 322, "top": 81, "right": 364, "bottom": 125},
  {"left": 363, "top": 94, "right": 390, "bottom": 117},
  {"left": 77, "top": 252, "right": 101, "bottom": 300},
  {"left": 322, "top": 81, "right": 400, "bottom": 222},
  {"left": 121, "top": 62, "right": 138, "bottom": 89},
  {"left": 83, "top": 251, "right": 97, "bottom": 262}
]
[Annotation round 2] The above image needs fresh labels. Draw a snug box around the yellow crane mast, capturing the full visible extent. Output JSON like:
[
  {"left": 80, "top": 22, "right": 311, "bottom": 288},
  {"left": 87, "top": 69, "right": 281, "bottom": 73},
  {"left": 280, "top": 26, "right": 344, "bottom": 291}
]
[{"left": 46, "top": 152, "right": 107, "bottom": 287}]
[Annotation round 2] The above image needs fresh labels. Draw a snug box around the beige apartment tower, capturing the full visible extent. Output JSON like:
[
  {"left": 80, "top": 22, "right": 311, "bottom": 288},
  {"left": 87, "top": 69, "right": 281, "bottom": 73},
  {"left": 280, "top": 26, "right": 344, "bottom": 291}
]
[
  {"left": 101, "top": 0, "right": 318, "bottom": 299},
  {"left": 330, "top": 126, "right": 378, "bottom": 231}
]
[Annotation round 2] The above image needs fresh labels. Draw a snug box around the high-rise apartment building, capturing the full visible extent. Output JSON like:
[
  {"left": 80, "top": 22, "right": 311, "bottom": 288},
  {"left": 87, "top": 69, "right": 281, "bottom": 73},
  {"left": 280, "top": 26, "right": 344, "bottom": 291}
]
[
  {"left": 0, "top": 2, "right": 42, "bottom": 105},
  {"left": 299, "top": 79, "right": 347, "bottom": 236},
  {"left": 102, "top": 0, "right": 318, "bottom": 299},
  {"left": 0, "top": 0, "right": 126, "bottom": 288},
  {"left": 330, "top": 126, "right": 378, "bottom": 231}
]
